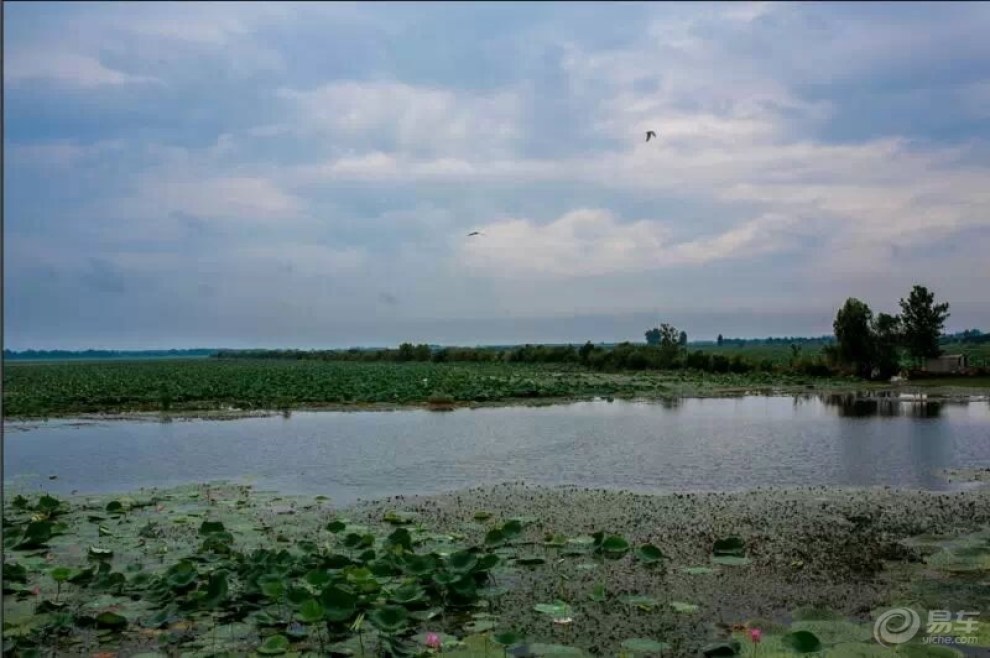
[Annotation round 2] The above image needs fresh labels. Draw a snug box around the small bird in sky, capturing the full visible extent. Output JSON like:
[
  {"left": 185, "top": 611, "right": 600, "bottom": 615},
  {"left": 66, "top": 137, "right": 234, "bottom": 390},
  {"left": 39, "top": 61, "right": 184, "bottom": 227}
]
[
  {"left": 467, "top": 231, "right": 484, "bottom": 237},
  {"left": 645, "top": 130, "right": 658, "bottom": 142}
]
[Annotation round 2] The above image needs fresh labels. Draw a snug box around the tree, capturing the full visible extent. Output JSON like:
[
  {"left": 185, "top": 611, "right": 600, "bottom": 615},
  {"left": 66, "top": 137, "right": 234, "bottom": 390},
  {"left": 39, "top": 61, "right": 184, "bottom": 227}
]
[
  {"left": 871, "top": 312, "right": 902, "bottom": 378},
  {"left": 645, "top": 328, "right": 661, "bottom": 345},
  {"left": 678, "top": 331, "right": 688, "bottom": 347},
  {"left": 656, "top": 323, "right": 682, "bottom": 365},
  {"left": 717, "top": 334, "right": 723, "bottom": 346},
  {"left": 960, "top": 329, "right": 983, "bottom": 343},
  {"left": 578, "top": 341, "right": 595, "bottom": 364},
  {"left": 413, "top": 344, "right": 432, "bottom": 361},
  {"left": 833, "top": 298, "right": 875, "bottom": 378},
  {"left": 397, "top": 342, "right": 416, "bottom": 361},
  {"left": 899, "top": 285, "right": 950, "bottom": 360},
  {"left": 658, "top": 323, "right": 680, "bottom": 349}
]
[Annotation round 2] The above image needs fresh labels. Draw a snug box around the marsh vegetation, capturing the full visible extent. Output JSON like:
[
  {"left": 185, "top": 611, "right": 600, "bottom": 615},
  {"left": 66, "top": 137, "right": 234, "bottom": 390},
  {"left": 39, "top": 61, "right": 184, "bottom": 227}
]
[{"left": 3, "top": 484, "right": 989, "bottom": 657}]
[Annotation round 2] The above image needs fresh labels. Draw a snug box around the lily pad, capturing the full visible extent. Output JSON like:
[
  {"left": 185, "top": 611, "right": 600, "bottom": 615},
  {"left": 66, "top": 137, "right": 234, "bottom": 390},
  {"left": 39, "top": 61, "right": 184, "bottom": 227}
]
[
  {"left": 95, "top": 611, "right": 128, "bottom": 631},
  {"left": 494, "top": 631, "right": 524, "bottom": 647},
  {"left": 620, "top": 595, "right": 659, "bottom": 610},
  {"left": 534, "top": 601, "right": 573, "bottom": 619},
  {"left": 702, "top": 641, "right": 741, "bottom": 657},
  {"left": 601, "top": 536, "right": 630, "bottom": 554},
  {"left": 621, "top": 638, "right": 672, "bottom": 654},
  {"left": 713, "top": 537, "right": 746, "bottom": 557},
  {"left": 712, "top": 555, "right": 752, "bottom": 566},
  {"left": 257, "top": 634, "right": 291, "bottom": 655},
  {"left": 465, "top": 619, "right": 497, "bottom": 633},
  {"left": 782, "top": 630, "right": 823, "bottom": 654},
  {"left": 368, "top": 605, "right": 408, "bottom": 634},
  {"left": 636, "top": 544, "right": 666, "bottom": 564},
  {"left": 516, "top": 555, "right": 547, "bottom": 566},
  {"left": 529, "top": 644, "right": 584, "bottom": 656},
  {"left": 682, "top": 566, "right": 717, "bottom": 575},
  {"left": 297, "top": 598, "right": 324, "bottom": 623},
  {"left": 449, "top": 550, "right": 479, "bottom": 573}
]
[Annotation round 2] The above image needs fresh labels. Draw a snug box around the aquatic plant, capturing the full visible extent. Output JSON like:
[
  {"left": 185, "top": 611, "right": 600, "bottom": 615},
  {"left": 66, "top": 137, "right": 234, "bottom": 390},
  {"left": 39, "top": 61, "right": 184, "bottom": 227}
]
[
  {"left": 4, "top": 482, "right": 990, "bottom": 657},
  {"left": 3, "top": 358, "right": 854, "bottom": 418}
]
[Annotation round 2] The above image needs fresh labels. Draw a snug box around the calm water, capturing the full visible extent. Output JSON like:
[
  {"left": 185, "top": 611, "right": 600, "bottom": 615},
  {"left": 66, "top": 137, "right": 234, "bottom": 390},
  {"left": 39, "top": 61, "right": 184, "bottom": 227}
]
[{"left": 4, "top": 394, "right": 990, "bottom": 505}]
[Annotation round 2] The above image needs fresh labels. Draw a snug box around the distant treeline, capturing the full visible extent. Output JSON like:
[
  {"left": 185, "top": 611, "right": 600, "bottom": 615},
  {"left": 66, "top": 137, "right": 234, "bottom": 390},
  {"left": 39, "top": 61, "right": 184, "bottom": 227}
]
[
  {"left": 940, "top": 330, "right": 990, "bottom": 344},
  {"left": 699, "top": 335, "right": 835, "bottom": 348},
  {"left": 3, "top": 349, "right": 217, "bottom": 361},
  {"left": 214, "top": 342, "right": 832, "bottom": 376}
]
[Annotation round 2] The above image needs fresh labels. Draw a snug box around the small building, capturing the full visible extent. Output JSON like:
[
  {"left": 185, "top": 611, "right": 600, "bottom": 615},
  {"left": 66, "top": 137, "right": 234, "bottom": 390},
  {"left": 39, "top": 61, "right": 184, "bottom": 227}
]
[{"left": 923, "top": 354, "right": 969, "bottom": 374}]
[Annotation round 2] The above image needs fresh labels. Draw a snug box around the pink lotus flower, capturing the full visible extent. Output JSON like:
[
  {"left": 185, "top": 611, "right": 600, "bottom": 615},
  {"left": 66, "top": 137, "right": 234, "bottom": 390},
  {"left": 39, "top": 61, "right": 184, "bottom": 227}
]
[
  {"left": 750, "top": 628, "right": 762, "bottom": 644},
  {"left": 425, "top": 632, "right": 442, "bottom": 650}
]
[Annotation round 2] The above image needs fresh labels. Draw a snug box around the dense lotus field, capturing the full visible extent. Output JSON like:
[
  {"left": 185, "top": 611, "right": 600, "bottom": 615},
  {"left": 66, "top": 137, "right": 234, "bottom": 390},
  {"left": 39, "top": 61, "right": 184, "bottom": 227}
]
[
  {"left": 3, "top": 482, "right": 990, "bottom": 657},
  {"left": 1, "top": 360, "right": 848, "bottom": 418}
]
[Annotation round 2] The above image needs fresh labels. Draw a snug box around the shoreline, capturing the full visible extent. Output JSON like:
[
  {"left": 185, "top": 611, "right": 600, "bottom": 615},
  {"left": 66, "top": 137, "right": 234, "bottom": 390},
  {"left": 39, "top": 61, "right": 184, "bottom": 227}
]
[{"left": 4, "top": 383, "right": 988, "bottom": 424}]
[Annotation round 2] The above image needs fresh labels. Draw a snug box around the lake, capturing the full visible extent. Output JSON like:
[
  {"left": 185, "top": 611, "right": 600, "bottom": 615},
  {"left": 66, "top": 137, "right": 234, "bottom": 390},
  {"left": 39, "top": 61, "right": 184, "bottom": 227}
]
[{"left": 4, "top": 393, "right": 989, "bottom": 505}]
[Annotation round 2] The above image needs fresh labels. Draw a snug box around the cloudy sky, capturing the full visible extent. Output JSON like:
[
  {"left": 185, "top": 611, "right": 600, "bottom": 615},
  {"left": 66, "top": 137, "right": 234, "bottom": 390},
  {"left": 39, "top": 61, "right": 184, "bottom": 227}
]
[{"left": 5, "top": 1, "right": 990, "bottom": 349}]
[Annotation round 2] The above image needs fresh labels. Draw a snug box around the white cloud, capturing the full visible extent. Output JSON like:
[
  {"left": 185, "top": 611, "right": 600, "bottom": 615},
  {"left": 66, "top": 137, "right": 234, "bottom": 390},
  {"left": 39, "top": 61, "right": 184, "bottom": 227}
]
[
  {"left": 6, "top": 140, "right": 127, "bottom": 168},
  {"left": 293, "top": 153, "right": 559, "bottom": 184},
  {"left": 117, "top": 174, "right": 304, "bottom": 223},
  {"left": 5, "top": 52, "right": 160, "bottom": 88},
  {"left": 277, "top": 81, "right": 523, "bottom": 158},
  {"left": 456, "top": 208, "right": 799, "bottom": 278}
]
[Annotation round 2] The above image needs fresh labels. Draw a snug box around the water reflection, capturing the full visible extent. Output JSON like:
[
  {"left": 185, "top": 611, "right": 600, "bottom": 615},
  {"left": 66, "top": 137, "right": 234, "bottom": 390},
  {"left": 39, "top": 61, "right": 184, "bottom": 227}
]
[{"left": 820, "top": 393, "right": 943, "bottom": 418}]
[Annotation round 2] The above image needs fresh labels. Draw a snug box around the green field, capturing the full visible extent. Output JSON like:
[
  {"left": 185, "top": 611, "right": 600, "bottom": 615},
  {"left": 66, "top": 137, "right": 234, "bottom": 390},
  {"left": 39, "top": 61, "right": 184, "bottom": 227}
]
[{"left": 2, "top": 359, "right": 859, "bottom": 419}]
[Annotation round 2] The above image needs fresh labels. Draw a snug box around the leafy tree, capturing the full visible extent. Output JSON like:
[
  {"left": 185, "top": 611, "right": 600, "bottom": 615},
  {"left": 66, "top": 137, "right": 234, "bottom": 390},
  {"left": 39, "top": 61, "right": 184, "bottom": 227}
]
[
  {"left": 397, "top": 343, "right": 415, "bottom": 362},
  {"left": 644, "top": 328, "right": 661, "bottom": 345},
  {"left": 656, "top": 323, "right": 682, "bottom": 366},
  {"left": 899, "top": 285, "right": 950, "bottom": 360},
  {"left": 871, "top": 312, "right": 902, "bottom": 378},
  {"left": 833, "top": 298, "right": 875, "bottom": 378},
  {"left": 960, "top": 329, "right": 983, "bottom": 343},
  {"left": 658, "top": 324, "right": 679, "bottom": 349},
  {"left": 678, "top": 331, "right": 688, "bottom": 347},
  {"left": 716, "top": 334, "right": 723, "bottom": 346},
  {"left": 578, "top": 341, "right": 595, "bottom": 364}
]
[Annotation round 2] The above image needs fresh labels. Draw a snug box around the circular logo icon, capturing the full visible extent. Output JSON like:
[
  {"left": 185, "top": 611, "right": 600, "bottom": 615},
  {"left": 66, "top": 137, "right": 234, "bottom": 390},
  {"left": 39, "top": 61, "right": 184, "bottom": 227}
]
[{"left": 874, "top": 608, "right": 922, "bottom": 647}]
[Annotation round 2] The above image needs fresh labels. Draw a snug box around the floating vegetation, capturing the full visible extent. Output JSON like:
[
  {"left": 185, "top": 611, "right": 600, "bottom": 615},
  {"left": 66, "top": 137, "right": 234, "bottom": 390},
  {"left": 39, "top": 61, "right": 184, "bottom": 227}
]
[
  {"left": 3, "top": 482, "right": 990, "bottom": 657},
  {"left": 3, "top": 359, "right": 860, "bottom": 419},
  {"left": 621, "top": 638, "right": 672, "bottom": 654}
]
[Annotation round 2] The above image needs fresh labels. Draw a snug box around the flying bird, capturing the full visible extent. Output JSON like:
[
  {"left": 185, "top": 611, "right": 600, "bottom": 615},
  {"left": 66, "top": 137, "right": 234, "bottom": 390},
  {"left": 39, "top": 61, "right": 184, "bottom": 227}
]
[
  {"left": 467, "top": 231, "right": 484, "bottom": 237},
  {"left": 645, "top": 130, "right": 657, "bottom": 142}
]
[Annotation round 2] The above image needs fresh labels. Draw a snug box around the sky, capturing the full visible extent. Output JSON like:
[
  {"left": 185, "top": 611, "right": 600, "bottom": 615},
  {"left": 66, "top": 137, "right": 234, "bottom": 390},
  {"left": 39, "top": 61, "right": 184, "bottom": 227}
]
[{"left": 4, "top": 1, "right": 990, "bottom": 350}]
